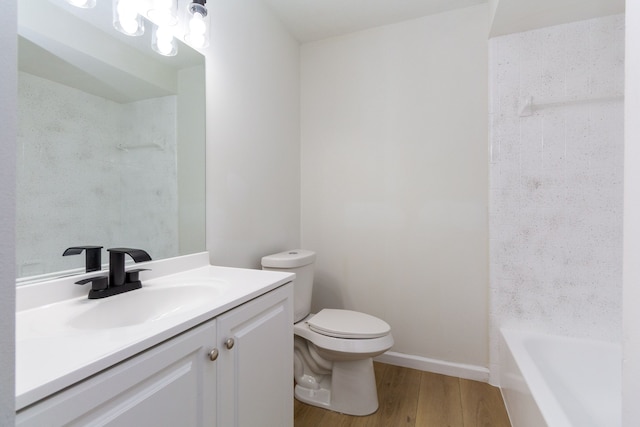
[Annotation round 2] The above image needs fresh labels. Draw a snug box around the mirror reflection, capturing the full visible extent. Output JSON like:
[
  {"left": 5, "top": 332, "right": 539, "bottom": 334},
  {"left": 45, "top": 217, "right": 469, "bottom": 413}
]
[{"left": 16, "top": 0, "right": 206, "bottom": 281}]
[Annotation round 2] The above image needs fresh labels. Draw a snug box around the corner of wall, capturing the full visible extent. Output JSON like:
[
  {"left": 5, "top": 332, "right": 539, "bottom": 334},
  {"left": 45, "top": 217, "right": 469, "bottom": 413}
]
[
  {"left": 623, "top": 2, "right": 640, "bottom": 424},
  {"left": 488, "top": 0, "right": 500, "bottom": 36},
  {"left": 0, "top": 0, "right": 17, "bottom": 423}
]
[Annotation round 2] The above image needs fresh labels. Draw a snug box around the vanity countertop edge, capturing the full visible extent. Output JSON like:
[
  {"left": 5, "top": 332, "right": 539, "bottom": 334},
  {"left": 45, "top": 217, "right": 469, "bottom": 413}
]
[{"left": 15, "top": 252, "right": 294, "bottom": 411}]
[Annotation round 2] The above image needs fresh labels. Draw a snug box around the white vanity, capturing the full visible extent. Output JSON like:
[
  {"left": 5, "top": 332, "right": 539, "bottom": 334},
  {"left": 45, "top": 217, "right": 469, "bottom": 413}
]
[{"left": 15, "top": 252, "right": 294, "bottom": 427}]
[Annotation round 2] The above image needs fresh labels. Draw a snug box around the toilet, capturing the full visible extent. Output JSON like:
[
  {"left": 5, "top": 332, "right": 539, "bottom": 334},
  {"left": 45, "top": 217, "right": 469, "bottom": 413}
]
[{"left": 261, "top": 249, "right": 394, "bottom": 416}]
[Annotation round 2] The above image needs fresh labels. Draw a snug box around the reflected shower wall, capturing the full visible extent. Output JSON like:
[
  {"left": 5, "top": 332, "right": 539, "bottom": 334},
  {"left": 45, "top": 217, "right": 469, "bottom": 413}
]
[{"left": 16, "top": 71, "right": 178, "bottom": 277}]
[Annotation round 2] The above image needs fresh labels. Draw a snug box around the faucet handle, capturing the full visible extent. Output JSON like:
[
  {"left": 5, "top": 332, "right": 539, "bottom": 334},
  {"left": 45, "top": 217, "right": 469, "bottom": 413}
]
[
  {"left": 75, "top": 276, "right": 108, "bottom": 292},
  {"left": 63, "top": 246, "right": 103, "bottom": 272},
  {"left": 125, "top": 268, "right": 151, "bottom": 285}
]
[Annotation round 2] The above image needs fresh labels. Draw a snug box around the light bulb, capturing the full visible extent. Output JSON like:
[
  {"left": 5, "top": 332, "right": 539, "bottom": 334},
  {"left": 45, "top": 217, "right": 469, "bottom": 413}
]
[
  {"left": 189, "top": 12, "right": 207, "bottom": 35},
  {"left": 187, "top": 34, "right": 206, "bottom": 48},
  {"left": 152, "top": 25, "right": 177, "bottom": 56},
  {"left": 157, "top": 41, "right": 173, "bottom": 55},
  {"left": 148, "top": 0, "right": 178, "bottom": 26},
  {"left": 156, "top": 26, "right": 172, "bottom": 40},
  {"left": 120, "top": 17, "right": 140, "bottom": 35},
  {"left": 113, "top": 0, "right": 144, "bottom": 36},
  {"left": 185, "top": 4, "right": 209, "bottom": 49}
]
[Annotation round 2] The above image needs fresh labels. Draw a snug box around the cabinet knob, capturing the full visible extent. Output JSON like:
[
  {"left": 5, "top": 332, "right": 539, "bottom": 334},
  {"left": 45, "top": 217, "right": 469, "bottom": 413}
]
[
  {"left": 225, "top": 338, "right": 235, "bottom": 350},
  {"left": 208, "top": 348, "right": 219, "bottom": 361}
]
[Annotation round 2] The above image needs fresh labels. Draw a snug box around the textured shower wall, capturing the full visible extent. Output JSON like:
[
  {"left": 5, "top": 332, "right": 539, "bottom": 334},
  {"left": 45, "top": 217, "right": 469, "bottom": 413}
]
[
  {"left": 16, "top": 72, "right": 178, "bottom": 276},
  {"left": 489, "top": 15, "right": 624, "bottom": 378},
  {"left": 118, "top": 97, "right": 178, "bottom": 261}
]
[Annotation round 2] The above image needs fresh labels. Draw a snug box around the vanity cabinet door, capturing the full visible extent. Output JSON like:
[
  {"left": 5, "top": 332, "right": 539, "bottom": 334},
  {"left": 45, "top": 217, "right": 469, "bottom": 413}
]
[
  {"left": 216, "top": 283, "right": 293, "bottom": 427},
  {"left": 16, "top": 320, "right": 218, "bottom": 427}
]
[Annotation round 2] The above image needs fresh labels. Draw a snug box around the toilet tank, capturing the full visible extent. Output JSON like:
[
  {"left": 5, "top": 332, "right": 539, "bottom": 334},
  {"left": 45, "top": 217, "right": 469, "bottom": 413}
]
[{"left": 261, "top": 249, "right": 316, "bottom": 323}]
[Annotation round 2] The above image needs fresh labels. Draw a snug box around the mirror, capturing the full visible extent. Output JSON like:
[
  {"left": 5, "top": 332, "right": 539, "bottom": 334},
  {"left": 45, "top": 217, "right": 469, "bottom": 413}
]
[{"left": 16, "top": 0, "right": 206, "bottom": 282}]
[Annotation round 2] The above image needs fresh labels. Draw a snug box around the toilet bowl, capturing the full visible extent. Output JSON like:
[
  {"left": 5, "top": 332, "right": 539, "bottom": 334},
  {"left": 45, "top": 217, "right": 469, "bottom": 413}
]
[
  {"left": 293, "top": 309, "right": 394, "bottom": 415},
  {"left": 262, "top": 250, "right": 394, "bottom": 416}
]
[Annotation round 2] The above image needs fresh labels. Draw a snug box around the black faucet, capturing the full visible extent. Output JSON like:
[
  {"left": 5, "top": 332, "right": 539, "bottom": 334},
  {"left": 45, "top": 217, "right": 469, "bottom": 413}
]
[
  {"left": 75, "top": 248, "right": 152, "bottom": 299},
  {"left": 63, "top": 246, "right": 103, "bottom": 272}
]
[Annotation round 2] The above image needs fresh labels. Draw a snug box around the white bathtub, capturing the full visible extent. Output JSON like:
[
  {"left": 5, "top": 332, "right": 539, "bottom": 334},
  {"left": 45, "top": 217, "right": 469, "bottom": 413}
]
[{"left": 500, "top": 328, "right": 621, "bottom": 427}]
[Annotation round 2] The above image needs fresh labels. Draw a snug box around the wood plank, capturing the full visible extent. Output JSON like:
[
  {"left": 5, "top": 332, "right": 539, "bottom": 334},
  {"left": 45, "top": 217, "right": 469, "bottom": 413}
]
[
  {"left": 415, "top": 371, "right": 463, "bottom": 427},
  {"left": 459, "top": 378, "right": 511, "bottom": 427},
  {"left": 373, "top": 362, "right": 388, "bottom": 390},
  {"left": 294, "top": 398, "right": 325, "bottom": 427},
  {"left": 374, "top": 363, "right": 421, "bottom": 426},
  {"left": 295, "top": 363, "right": 512, "bottom": 427},
  {"left": 294, "top": 395, "right": 382, "bottom": 427}
]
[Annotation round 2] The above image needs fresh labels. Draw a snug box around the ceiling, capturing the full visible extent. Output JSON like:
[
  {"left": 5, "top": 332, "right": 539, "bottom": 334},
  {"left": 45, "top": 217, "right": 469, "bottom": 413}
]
[
  {"left": 489, "top": 0, "right": 625, "bottom": 37},
  {"left": 260, "top": 0, "right": 625, "bottom": 43},
  {"left": 261, "top": 0, "right": 487, "bottom": 43}
]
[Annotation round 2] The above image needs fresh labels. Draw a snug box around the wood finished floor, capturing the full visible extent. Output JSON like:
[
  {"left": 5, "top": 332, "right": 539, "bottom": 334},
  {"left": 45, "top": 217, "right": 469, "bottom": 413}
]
[{"left": 294, "top": 362, "right": 512, "bottom": 427}]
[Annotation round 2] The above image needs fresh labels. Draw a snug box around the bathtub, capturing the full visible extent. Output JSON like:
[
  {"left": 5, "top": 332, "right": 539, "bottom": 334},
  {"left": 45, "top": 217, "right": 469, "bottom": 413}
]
[{"left": 499, "top": 328, "right": 621, "bottom": 427}]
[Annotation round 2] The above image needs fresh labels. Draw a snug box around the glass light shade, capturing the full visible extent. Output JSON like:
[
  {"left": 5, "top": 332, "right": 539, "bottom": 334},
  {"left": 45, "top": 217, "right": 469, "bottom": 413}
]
[
  {"left": 185, "top": 7, "right": 209, "bottom": 49},
  {"left": 113, "top": 0, "right": 144, "bottom": 36},
  {"left": 152, "top": 24, "right": 178, "bottom": 56},
  {"left": 67, "top": 0, "right": 96, "bottom": 8},
  {"left": 148, "top": 0, "right": 178, "bottom": 27}
]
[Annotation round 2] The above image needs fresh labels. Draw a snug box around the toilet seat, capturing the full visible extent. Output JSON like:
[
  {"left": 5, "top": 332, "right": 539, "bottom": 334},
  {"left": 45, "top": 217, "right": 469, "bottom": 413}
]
[
  {"left": 294, "top": 315, "right": 394, "bottom": 357},
  {"left": 306, "top": 309, "right": 391, "bottom": 339}
]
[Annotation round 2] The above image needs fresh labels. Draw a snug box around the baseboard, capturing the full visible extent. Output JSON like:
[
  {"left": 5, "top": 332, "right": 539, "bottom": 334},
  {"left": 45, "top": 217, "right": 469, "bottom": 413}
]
[{"left": 374, "top": 351, "right": 490, "bottom": 383}]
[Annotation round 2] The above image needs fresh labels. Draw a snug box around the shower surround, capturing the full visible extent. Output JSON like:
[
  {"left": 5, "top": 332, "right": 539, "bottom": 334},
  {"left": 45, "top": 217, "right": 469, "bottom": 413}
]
[
  {"left": 17, "top": 72, "right": 179, "bottom": 277},
  {"left": 489, "top": 14, "right": 624, "bottom": 379}
]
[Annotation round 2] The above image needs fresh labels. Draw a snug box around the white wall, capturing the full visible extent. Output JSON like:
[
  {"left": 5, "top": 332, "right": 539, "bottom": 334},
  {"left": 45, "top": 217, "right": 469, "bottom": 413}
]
[
  {"left": 624, "top": 0, "right": 640, "bottom": 424},
  {"left": 0, "top": 0, "right": 16, "bottom": 423},
  {"left": 301, "top": 4, "right": 489, "bottom": 375},
  {"left": 205, "top": 0, "right": 301, "bottom": 269},
  {"left": 489, "top": 15, "right": 625, "bottom": 381}
]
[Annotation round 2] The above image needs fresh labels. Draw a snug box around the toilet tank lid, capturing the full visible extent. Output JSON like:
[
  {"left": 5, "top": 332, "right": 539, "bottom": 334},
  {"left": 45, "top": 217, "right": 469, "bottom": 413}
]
[{"left": 261, "top": 249, "right": 316, "bottom": 268}]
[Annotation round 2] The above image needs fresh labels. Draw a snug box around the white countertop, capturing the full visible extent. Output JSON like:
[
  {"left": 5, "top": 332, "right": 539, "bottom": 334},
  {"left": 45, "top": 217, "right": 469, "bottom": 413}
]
[{"left": 15, "top": 253, "right": 294, "bottom": 410}]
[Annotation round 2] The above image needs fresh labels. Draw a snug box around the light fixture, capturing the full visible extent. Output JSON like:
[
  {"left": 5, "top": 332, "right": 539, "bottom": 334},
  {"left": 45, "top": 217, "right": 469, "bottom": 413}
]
[
  {"left": 66, "top": 0, "right": 96, "bottom": 8},
  {"left": 152, "top": 24, "right": 178, "bottom": 56},
  {"left": 185, "top": 0, "right": 209, "bottom": 49},
  {"left": 113, "top": 0, "right": 144, "bottom": 36},
  {"left": 147, "top": 0, "right": 178, "bottom": 27},
  {"left": 66, "top": 0, "right": 210, "bottom": 55}
]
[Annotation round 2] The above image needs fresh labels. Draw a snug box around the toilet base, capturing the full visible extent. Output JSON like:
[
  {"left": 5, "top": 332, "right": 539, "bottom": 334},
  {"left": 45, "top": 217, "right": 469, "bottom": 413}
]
[{"left": 294, "top": 357, "right": 379, "bottom": 416}]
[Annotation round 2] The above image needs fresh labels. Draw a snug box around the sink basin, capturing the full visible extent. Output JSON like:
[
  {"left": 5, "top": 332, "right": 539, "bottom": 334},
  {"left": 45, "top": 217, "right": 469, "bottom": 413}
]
[{"left": 69, "top": 281, "right": 228, "bottom": 329}]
